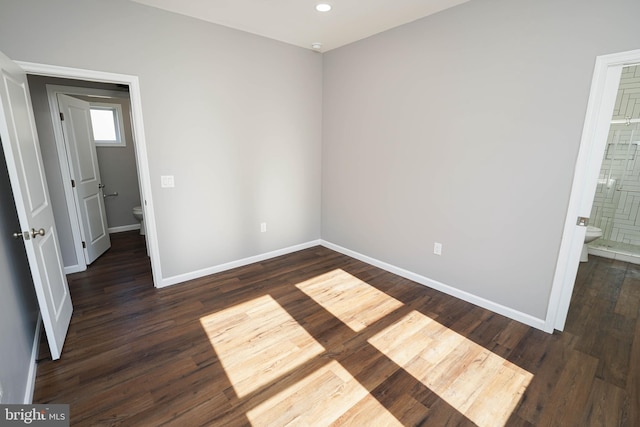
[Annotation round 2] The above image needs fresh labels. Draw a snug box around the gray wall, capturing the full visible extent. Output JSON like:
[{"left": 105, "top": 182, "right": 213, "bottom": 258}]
[
  {"left": 322, "top": 0, "right": 640, "bottom": 319},
  {"left": 0, "top": 0, "right": 323, "bottom": 279},
  {"left": 0, "top": 143, "right": 39, "bottom": 403}
]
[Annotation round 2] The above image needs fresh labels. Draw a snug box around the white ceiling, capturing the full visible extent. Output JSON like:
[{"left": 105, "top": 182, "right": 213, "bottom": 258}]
[{"left": 130, "top": 0, "right": 470, "bottom": 52}]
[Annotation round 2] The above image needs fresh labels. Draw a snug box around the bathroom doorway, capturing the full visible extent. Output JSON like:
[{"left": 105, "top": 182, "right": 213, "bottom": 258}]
[
  {"left": 588, "top": 65, "right": 640, "bottom": 263},
  {"left": 14, "top": 61, "right": 160, "bottom": 288},
  {"left": 547, "top": 48, "right": 640, "bottom": 332},
  {"left": 27, "top": 75, "right": 144, "bottom": 273}
]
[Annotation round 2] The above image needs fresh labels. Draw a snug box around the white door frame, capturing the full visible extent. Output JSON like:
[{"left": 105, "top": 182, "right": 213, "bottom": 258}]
[
  {"left": 17, "top": 61, "right": 162, "bottom": 288},
  {"left": 546, "top": 48, "right": 640, "bottom": 332},
  {"left": 46, "top": 85, "right": 130, "bottom": 273}
]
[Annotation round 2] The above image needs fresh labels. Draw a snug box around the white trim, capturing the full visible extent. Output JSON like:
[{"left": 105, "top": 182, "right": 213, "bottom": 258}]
[
  {"left": 108, "top": 224, "right": 141, "bottom": 234},
  {"left": 63, "top": 264, "right": 86, "bottom": 275},
  {"left": 321, "top": 240, "right": 547, "bottom": 331},
  {"left": 547, "top": 49, "right": 640, "bottom": 332},
  {"left": 45, "top": 84, "right": 129, "bottom": 100},
  {"left": 24, "top": 315, "right": 42, "bottom": 404},
  {"left": 16, "top": 61, "right": 162, "bottom": 288},
  {"left": 157, "top": 240, "right": 322, "bottom": 288}
]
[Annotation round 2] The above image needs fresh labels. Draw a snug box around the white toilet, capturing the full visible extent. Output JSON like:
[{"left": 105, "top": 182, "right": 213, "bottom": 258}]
[
  {"left": 582, "top": 225, "right": 602, "bottom": 262},
  {"left": 133, "top": 206, "right": 145, "bottom": 235}
]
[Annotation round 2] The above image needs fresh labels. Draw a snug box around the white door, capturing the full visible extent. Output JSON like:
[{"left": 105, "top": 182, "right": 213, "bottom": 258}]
[
  {"left": 0, "top": 50, "right": 72, "bottom": 360},
  {"left": 57, "top": 94, "right": 111, "bottom": 264}
]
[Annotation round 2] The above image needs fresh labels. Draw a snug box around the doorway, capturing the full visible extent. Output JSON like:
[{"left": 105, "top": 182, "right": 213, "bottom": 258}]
[
  {"left": 17, "top": 61, "right": 161, "bottom": 287},
  {"left": 587, "top": 65, "right": 640, "bottom": 262},
  {"left": 27, "top": 77, "right": 142, "bottom": 272},
  {"left": 547, "top": 48, "right": 640, "bottom": 332}
]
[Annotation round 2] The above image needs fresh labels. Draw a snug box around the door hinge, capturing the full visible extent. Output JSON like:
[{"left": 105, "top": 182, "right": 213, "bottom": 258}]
[
  {"left": 82, "top": 241, "right": 86, "bottom": 248},
  {"left": 60, "top": 112, "right": 64, "bottom": 121},
  {"left": 71, "top": 179, "right": 75, "bottom": 188}
]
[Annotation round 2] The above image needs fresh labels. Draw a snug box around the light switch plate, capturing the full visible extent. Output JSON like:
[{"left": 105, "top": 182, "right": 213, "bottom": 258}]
[
  {"left": 434, "top": 242, "right": 442, "bottom": 255},
  {"left": 161, "top": 175, "right": 175, "bottom": 188}
]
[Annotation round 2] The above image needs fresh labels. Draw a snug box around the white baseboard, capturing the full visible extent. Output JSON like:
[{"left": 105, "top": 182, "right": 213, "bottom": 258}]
[
  {"left": 155, "top": 237, "right": 546, "bottom": 331},
  {"left": 321, "top": 240, "right": 548, "bottom": 332},
  {"left": 24, "top": 315, "right": 42, "bottom": 404},
  {"left": 64, "top": 264, "right": 86, "bottom": 275},
  {"left": 157, "top": 240, "right": 322, "bottom": 288},
  {"left": 108, "top": 224, "right": 141, "bottom": 234}
]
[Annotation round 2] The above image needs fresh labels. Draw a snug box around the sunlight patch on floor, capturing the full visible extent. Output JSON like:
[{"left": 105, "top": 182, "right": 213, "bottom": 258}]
[
  {"left": 368, "top": 310, "right": 533, "bottom": 427},
  {"left": 246, "top": 360, "right": 403, "bottom": 426},
  {"left": 199, "top": 295, "right": 325, "bottom": 398},
  {"left": 295, "top": 269, "right": 404, "bottom": 332},
  {"left": 200, "top": 271, "right": 532, "bottom": 425}
]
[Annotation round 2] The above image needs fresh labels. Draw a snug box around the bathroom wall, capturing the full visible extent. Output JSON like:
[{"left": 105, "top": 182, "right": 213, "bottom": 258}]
[{"left": 591, "top": 65, "right": 640, "bottom": 245}]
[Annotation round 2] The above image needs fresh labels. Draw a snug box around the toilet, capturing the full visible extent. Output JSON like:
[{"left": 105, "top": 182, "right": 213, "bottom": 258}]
[
  {"left": 582, "top": 225, "right": 602, "bottom": 262},
  {"left": 133, "top": 206, "right": 145, "bottom": 235}
]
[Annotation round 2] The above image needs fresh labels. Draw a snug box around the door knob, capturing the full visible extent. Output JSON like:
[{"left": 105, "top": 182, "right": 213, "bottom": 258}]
[
  {"left": 30, "top": 228, "right": 45, "bottom": 238},
  {"left": 13, "top": 231, "right": 25, "bottom": 239}
]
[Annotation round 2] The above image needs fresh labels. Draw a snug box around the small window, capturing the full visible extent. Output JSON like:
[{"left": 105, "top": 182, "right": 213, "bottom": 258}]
[{"left": 89, "top": 102, "right": 126, "bottom": 147}]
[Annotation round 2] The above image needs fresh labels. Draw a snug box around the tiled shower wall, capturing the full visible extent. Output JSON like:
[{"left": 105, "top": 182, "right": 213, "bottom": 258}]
[{"left": 591, "top": 65, "right": 640, "bottom": 245}]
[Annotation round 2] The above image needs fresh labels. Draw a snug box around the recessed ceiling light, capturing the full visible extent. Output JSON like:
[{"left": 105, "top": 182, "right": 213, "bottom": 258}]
[
  {"left": 311, "top": 43, "right": 323, "bottom": 50},
  {"left": 315, "top": 3, "right": 332, "bottom": 12}
]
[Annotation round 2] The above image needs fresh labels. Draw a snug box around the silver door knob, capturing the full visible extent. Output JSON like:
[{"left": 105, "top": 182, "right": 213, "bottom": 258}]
[
  {"left": 30, "top": 228, "right": 45, "bottom": 238},
  {"left": 13, "top": 231, "right": 24, "bottom": 239}
]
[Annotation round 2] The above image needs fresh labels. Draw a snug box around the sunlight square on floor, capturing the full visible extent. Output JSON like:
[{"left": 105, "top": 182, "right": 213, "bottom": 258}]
[
  {"left": 246, "top": 360, "right": 403, "bottom": 426},
  {"left": 199, "top": 295, "right": 325, "bottom": 398},
  {"left": 295, "top": 269, "right": 404, "bottom": 332},
  {"left": 368, "top": 309, "right": 534, "bottom": 427}
]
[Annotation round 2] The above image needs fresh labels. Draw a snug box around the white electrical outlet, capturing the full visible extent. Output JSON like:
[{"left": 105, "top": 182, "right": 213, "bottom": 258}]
[
  {"left": 434, "top": 242, "right": 443, "bottom": 255},
  {"left": 260, "top": 222, "right": 267, "bottom": 233}
]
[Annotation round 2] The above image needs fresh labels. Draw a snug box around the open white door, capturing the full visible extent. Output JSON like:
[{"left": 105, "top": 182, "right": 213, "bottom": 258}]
[
  {"left": 57, "top": 93, "right": 111, "bottom": 264},
  {"left": 0, "top": 51, "right": 72, "bottom": 360}
]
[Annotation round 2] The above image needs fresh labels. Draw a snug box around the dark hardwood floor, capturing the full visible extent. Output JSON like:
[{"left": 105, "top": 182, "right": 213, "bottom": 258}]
[{"left": 33, "top": 232, "right": 639, "bottom": 426}]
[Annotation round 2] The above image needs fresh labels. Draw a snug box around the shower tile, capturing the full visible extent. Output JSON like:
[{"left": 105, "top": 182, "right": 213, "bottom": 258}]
[{"left": 592, "top": 64, "right": 640, "bottom": 249}]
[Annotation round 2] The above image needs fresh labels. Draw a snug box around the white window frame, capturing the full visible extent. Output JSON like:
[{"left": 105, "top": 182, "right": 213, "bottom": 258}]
[{"left": 90, "top": 101, "right": 126, "bottom": 147}]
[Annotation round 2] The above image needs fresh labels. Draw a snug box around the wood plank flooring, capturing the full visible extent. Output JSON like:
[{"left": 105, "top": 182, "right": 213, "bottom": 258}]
[{"left": 33, "top": 232, "right": 639, "bottom": 426}]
